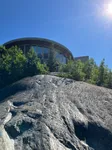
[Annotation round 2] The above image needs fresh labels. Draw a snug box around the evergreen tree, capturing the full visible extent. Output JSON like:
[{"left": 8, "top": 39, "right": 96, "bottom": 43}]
[
  {"left": 83, "top": 58, "right": 96, "bottom": 80},
  {"left": 58, "top": 57, "right": 112, "bottom": 89},
  {"left": 59, "top": 59, "right": 74, "bottom": 73},
  {"left": 97, "top": 59, "right": 105, "bottom": 86},
  {"left": 0, "top": 47, "right": 48, "bottom": 89},
  {"left": 72, "top": 60, "right": 85, "bottom": 81},
  {"left": 47, "top": 49, "right": 58, "bottom": 72},
  {"left": 89, "top": 66, "right": 99, "bottom": 84},
  {"left": 0, "top": 46, "right": 112, "bottom": 90},
  {"left": 106, "top": 70, "right": 112, "bottom": 89},
  {"left": 25, "top": 48, "right": 48, "bottom": 76},
  {"left": 59, "top": 60, "right": 85, "bottom": 81},
  {"left": 0, "top": 46, "right": 26, "bottom": 88}
]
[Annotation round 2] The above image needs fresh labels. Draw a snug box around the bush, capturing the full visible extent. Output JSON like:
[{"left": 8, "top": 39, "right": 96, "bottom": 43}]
[
  {"left": 0, "top": 46, "right": 26, "bottom": 88},
  {"left": 0, "top": 45, "right": 111, "bottom": 89},
  {"left": 59, "top": 60, "right": 85, "bottom": 81},
  {"left": 24, "top": 49, "right": 48, "bottom": 76},
  {"left": 47, "top": 49, "right": 59, "bottom": 72},
  {"left": 0, "top": 46, "right": 48, "bottom": 89},
  {"left": 58, "top": 58, "right": 112, "bottom": 89}
]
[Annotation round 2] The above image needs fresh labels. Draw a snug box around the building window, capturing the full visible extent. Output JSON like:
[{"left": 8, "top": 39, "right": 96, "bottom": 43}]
[
  {"left": 44, "top": 48, "right": 49, "bottom": 53},
  {"left": 31, "top": 45, "right": 38, "bottom": 54},
  {"left": 19, "top": 45, "right": 25, "bottom": 53},
  {"left": 43, "top": 48, "right": 49, "bottom": 59},
  {"left": 0, "top": 54, "right": 1, "bottom": 58},
  {"left": 37, "top": 47, "right": 44, "bottom": 59},
  {"left": 37, "top": 47, "right": 50, "bottom": 59},
  {"left": 55, "top": 51, "right": 66, "bottom": 64},
  {"left": 44, "top": 53, "right": 49, "bottom": 59},
  {"left": 25, "top": 45, "right": 31, "bottom": 54},
  {"left": 62, "top": 56, "right": 67, "bottom": 64}
]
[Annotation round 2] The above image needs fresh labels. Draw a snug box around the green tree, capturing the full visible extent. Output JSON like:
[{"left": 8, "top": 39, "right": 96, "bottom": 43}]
[
  {"left": 9, "top": 46, "right": 27, "bottom": 81},
  {"left": 0, "top": 47, "right": 48, "bottom": 89},
  {"left": 106, "top": 70, "right": 112, "bottom": 89},
  {"left": 97, "top": 59, "right": 106, "bottom": 86},
  {"left": 72, "top": 60, "right": 85, "bottom": 81},
  {"left": 83, "top": 58, "right": 96, "bottom": 80},
  {"left": 89, "top": 66, "right": 99, "bottom": 84},
  {"left": 24, "top": 48, "right": 48, "bottom": 76},
  {"left": 59, "top": 59, "right": 74, "bottom": 73},
  {"left": 59, "top": 57, "right": 112, "bottom": 89},
  {"left": 47, "top": 49, "right": 58, "bottom": 72},
  {"left": 59, "top": 60, "right": 85, "bottom": 81},
  {"left": 0, "top": 46, "right": 26, "bottom": 88}
]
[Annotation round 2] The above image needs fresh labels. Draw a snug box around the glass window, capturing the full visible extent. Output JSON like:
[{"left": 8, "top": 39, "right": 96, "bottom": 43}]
[
  {"left": 37, "top": 47, "right": 50, "bottom": 59},
  {"left": 38, "top": 53, "right": 43, "bottom": 59},
  {"left": 25, "top": 45, "right": 31, "bottom": 54},
  {"left": 37, "top": 47, "right": 43, "bottom": 58},
  {"left": 0, "top": 52, "right": 2, "bottom": 58},
  {"left": 43, "top": 48, "right": 49, "bottom": 59},
  {"left": 55, "top": 52, "right": 61, "bottom": 62},
  {"left": 44, "top": 48, "right": 49, "bottom": 53},
  {"left": 24, "top": 45, "right": 30, "bottom": 54},
  {"left": 55, "top": 51, "right": 59, "bottom": 59},
  {"left": 19, "top": 45, "right": 24, "bottom": 51},
  {"left": 60, "top": 54, "right": 64, "bottom": 63},
  {"left": 55, "top": 51, "right": 66, "bottom": 64},
  {"left": 44, "top": 53, "right": 49, "bottom": 59},
  {"left": 62, "top": 56, "right": 67, "bottom": 64},
  {"left": 31, "top": 45, "right": 38, "bottom": 54},
  {"left": 38, "top": 47, "right": 43, "bottom": 54}
]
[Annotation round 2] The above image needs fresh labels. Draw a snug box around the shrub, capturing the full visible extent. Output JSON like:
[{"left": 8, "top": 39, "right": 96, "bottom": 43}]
[{"left": 0, "top": 47, "right": 48, "bottom": 89}]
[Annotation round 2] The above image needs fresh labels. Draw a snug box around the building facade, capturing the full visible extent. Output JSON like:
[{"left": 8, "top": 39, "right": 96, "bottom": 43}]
[
  {"left": 74, "top": 56, "right": 89, "bottom": 62},
  {"left": 3, "top": 37, "right": 73, "bottom": 64}
]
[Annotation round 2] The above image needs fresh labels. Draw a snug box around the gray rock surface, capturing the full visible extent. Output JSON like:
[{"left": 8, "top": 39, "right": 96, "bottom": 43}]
[
  {"left": 0, "top": 125, "right": 14, "bottom": 150},
  {"left": 0, "top": 75, "right": 112, "bottom": 150}
]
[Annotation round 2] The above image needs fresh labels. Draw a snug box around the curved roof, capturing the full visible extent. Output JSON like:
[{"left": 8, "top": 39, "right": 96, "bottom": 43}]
[{"left": 3, "top": 37, "right": 73, "bottom": 58}]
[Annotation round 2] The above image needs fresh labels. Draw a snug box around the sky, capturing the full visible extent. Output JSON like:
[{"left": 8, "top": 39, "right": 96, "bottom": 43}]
[{"left": 0, "top": 0, "right": 112, "bottom": 68}]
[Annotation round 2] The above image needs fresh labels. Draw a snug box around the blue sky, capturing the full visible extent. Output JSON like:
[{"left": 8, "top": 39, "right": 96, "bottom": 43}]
[{"left": 0, "top": 0, "right": 112, "bottom": 68}]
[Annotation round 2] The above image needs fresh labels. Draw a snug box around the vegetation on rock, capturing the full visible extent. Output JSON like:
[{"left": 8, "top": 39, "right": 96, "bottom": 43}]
[
  {"left": 0, "top": 46, "right": 48, "bottom": 89},
  {"left": 47, "top": 49, "right": 59, "bottom": 72},
  {"left": 0, "top": 45, "right": 112, "bottom": 89},
  {"left": 59, "top": 58, "right": 112, "bottom": 89}
]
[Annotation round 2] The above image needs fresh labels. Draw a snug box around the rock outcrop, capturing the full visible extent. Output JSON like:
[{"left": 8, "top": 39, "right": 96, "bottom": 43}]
[
  {"left": 0, "top": 125, "right": 14, "bottom": 150},
  {"left": 0, "top": 75, "right": 112, "bottom": 150}
]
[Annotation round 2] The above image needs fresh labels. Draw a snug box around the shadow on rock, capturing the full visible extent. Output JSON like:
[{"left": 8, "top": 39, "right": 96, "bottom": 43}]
[
  {"left": 0, "top": 78, "right": 33, "bottom": 102},
  {"left": 74, "top": 121, "right": 112, "bottom": 150},
  {"left": 5, "top": 120, "right": 33, "bottom": 139}
]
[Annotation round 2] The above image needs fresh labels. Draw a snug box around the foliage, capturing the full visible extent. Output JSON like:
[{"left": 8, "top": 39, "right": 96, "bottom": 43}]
[
  {"left": 72, "top": 60, "right": 85, "bottom": 81},
  {"left": 0, "top": 46, "right": 48, "bottom": 89},
  {"left": 88, "top": 66, "right": 99, "bottom": 84},
  {"left": 47, "top": 49, "right": 59, "bottom": 72},
  {"left": 83, "top": 58, "right": 96, "bottom": 80},
  {"left": 97, "top": 59, "right": 106, "bottom": 86},
  {"left": 0, "top": 46, "right": 26, "bottom": 88},
  {"left": 59, "top": 58, "right": 112, "bottom": 89},
  {"left": 106, "top": 70, "right": 112, "bottom": 89},
  {"left": 24, "top": 49, "right": 48, "bottom": 76},
  {"left": 0, "top": 45, "right": 112, "bottom": 90},
  {"left": 59, "top": 59, "right": 85, "bottom": 81}
]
